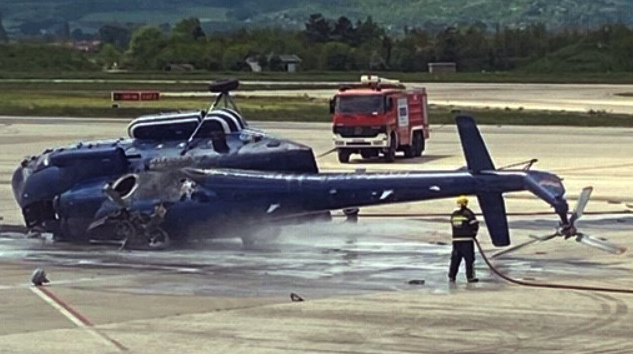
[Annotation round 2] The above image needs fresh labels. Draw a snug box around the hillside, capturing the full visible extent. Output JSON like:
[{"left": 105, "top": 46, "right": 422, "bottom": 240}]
[{"left": 1, "top": 0, "right": 632, "bottom": 38}]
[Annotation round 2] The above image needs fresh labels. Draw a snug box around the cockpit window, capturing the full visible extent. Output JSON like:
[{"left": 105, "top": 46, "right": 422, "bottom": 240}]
[
  {"left": 132, "top": 121, "right": 199, "bottom": 140},
  {"left": 335, "top": 95, "right": 384, "bottom": 115},
  {"left": 193, "top": 121, "right": 226, "bottom": 139}
]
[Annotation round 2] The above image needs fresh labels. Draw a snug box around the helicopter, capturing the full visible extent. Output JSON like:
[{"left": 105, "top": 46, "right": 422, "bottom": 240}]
[{"left": 10, "top": 80, "right": 626, "bottom": 253}]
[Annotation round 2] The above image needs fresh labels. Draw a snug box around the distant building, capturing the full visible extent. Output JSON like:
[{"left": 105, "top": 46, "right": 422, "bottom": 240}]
[
  {"left": 71, "top": 40, "right": 102, "bottom": 52},
  {"left": 428, "top": 62, "right": 457, "bottom": 74},
  {"left": 279, "top": 54, "right": 302, "bottom": 73},
  {"left": 163, "top": 63, "right": 195, "bottom": 72},
  {"left": 245, "top": 56, "right": 262, "bottom": 72}
]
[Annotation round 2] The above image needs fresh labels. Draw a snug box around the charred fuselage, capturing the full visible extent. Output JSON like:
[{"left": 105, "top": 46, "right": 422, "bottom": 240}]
[{"left": 12, "top": 106, "right": 320, "bottom": 246}]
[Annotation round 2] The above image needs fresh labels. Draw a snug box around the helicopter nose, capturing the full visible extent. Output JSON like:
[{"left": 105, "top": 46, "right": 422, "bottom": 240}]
[
  {"left": 11, "top": 165, "right": 29, "bottom": 207},
  {"left": 14, "top": 165, "right": 65, "bottom": 207}
]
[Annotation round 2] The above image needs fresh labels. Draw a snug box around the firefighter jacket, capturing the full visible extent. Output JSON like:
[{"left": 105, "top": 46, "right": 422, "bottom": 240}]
[{"left": 451, "top": 207, "right": 479, "bottom": 241}]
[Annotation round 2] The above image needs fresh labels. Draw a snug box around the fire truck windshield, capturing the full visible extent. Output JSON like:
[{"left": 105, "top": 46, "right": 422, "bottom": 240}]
[{"left": 335, "top": 95, "right": 384, "bottom": 115}]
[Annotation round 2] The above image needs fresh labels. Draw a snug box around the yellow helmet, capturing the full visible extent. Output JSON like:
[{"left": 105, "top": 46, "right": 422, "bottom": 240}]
[{"left": 456, "top": 195, "right": 469, "bottom": 207}]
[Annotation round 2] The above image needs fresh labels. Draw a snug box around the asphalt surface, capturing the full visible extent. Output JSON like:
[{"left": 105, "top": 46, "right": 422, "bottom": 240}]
[
  {"left": 3, "top": 78, "right": 633, "bottom": 113},
  {"left": 1, "top": 117, "right": 633, "bottom": 353},
  {"left": 162, "top": 82, "right": 633, "bottom": 114}
]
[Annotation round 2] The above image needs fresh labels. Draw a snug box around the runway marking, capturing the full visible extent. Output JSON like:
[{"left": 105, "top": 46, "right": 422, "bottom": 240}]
[
  {"left": 0, "top": 274, "right": 138, "bottom": 291},
  {"left": 30, "top": 286, "right": 128, "bottom": 351}
]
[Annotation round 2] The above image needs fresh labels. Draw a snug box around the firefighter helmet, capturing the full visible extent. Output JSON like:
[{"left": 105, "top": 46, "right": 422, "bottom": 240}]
[{"left": 456, "top": 195, "right": 469, "bottom": 207}]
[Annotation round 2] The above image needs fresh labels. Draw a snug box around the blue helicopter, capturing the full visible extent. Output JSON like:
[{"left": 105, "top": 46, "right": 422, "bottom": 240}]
[{"left": 10, "top": 80, "right": 625, "bottom": 253}]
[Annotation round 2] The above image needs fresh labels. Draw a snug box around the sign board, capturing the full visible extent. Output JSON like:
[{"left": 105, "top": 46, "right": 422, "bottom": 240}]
[
  {"left": 111, "top": 91, "right": 160, "bottom": 102},
  {"left": 397, "top": 98, "right": 409, "bottom": 128}
]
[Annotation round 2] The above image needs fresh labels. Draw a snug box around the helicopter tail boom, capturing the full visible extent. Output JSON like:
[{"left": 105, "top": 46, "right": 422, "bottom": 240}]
[{"left": 455, "top": 115, "right": 569, "bottom": 246}]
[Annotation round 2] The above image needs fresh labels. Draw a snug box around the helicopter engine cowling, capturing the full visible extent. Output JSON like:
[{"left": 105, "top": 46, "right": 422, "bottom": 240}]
[{"left": 103, "top": 173, "right": 139, "bottom": 209}]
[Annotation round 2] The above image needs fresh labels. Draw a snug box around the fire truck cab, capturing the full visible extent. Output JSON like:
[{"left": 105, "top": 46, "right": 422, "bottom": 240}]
[{"left": 331, "top": 76, "right": 429, "bottom": 163}]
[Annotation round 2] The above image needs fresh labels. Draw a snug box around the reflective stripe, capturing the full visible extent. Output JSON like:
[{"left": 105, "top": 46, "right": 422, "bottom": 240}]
[
  {"left": 451, "top": 215, "right": 467, "bottom": 227},
  {"left": 469, "top": 219, "right": 479, "bottom": 225},
  {"left": 452, "top": 237, "right": 474, "bottom": 242}
]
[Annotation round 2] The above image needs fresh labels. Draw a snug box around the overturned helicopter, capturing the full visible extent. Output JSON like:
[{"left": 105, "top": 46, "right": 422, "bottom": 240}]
[{"left": 11, "top": 80, "right": 626, "bottom": 253}]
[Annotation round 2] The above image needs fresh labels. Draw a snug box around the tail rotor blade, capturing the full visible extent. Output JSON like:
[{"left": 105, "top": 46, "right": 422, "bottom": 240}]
[
  {"left": 575, "top": 233, "right": 626, "bottom": 255},
  {"left": 570, "top": 187, "right": 593, "bottom": 224},
  {"left": 530, "top": 233, "right": 559, "bottom": 242},
  {"left": 492, "top": 232, "right": 559, "bottom": 259},
  {"left": 491, "top": 239, "right": 539, "bottom": 259}
]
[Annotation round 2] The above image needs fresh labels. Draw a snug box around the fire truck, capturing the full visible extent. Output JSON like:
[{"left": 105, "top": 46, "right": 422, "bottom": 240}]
[{"left": 330, "top": 76, "right": 429, "bottom": 163}]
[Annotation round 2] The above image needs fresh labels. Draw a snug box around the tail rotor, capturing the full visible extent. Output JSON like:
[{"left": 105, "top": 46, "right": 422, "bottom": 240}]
[{"left": 492, "top": 187, "right": 626, "bottom": 258}]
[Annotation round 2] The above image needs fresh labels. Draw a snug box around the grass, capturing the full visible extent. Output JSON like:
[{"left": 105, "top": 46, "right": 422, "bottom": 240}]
[
  {"left": 7, "top": 70, "right": 633, "bottom": 84},
  {"left": 0, "top": 86, "right": 632, "bottom": 127},
  {"left": 0, "top": 82, "right": 340, "bottom": 94}
]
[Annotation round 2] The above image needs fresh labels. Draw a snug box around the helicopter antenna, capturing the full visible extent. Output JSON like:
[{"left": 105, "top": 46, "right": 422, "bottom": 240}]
[
  {"left": 205, "top": 79, "right": 241, "bottom": 114},
  {"left": 181, "top": 79, "right": 240, "bottom": 156}
]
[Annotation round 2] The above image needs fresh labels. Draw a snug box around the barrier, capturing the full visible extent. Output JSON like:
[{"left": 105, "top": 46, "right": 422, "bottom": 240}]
[{"left": 111, "top": 91, "right": 160, "bottom": 102}]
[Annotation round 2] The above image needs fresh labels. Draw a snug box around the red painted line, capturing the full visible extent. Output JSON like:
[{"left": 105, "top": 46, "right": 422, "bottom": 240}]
[
  {"left": 36, "top": 286, "right": 128, "bottom": 351},
  {"left": 38, "top": 286, "right": 93, "bottom": 327},
  {"left": 101, "top": 334, "right": 128, "bottom": 352}
]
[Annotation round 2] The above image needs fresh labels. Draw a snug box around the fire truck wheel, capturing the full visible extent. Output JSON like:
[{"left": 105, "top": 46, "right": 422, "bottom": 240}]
[
  {"left": 360, "top": 149, "right": 378, "bottom": 159},
  {"left": 337, "top": 150, "right": 351, "bottom": 163},
  {"left": 384, "top": 134, "right": 397, "bottom": 162},
  {"left": 415, "top": 134, "right": 426, "bottom": 157},
  {"left": 403, "top": 145, "right": 415, "bottom": 158},
  {"left": 414, "top": 132, "right": 425, "bottom": 157}
]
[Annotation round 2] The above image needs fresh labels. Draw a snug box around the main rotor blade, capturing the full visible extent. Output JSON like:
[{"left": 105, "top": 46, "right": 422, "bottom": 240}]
[
  {"left": 570, "top": 187, "right": 593, "bottom": 224},
  {"left": 575, "top": 233, "right": 626, "bottom": 255}
]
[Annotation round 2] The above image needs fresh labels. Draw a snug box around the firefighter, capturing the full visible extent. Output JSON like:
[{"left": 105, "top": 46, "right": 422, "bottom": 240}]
[{"left": 448, "top": 196, "right": 479, "bottom": 283}]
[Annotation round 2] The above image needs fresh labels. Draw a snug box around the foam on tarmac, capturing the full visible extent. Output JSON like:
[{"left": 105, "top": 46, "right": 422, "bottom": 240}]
[{"left": 1, "top": 118, "right": 633, "bottom": 353}]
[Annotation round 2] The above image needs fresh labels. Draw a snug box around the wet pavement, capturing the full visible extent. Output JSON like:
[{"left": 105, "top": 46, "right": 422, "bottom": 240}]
[
  {"left": 1, "top": 217, "right": 630, "bottom": 300},
  {"left": 2, "top": 119, "right": 633, "bottom": 353}
]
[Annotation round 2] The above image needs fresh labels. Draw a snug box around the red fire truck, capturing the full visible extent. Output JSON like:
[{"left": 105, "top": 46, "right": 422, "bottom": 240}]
[{"left": 330, "top": 76, "right": 430, "bottom": 163}]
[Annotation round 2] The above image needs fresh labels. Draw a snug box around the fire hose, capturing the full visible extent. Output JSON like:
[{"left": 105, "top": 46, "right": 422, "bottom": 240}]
[{"left": 473, "top": 238, "right": 633, "bottom": 294}]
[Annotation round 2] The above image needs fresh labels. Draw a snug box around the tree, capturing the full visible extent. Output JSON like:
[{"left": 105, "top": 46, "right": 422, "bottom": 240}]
[
  {"left": 332, "top": 16, "right": 356, "bottom": 46},
  {"left": 128, "top": 27, "right": 165, "bottom": 69},
  {"left": 391, "top": 41, "right": 417, "bottom": 72},
  {"left": 221, "top": 44, "right": 251, "bottom": 71},
  {"left": 55, "top": 21, "right": 71, "bottom": 40},
  {"left": 458, "top": 26, "right": 490, "bottom": 70},
  {"left": 323, "top": 42, "right": 355, "bottom": 70},
  {"left": 99, "top": 24, "right": 132, "bottom": 49},
  {"left": 173, "top": 17, "right": 206, "bottom": 40},
  {"left": 304, "top": 13, "right": 331, "bottom": 43},
  {"left": 268, "top": 55, "right": 284, "bottom": 71},
  {"left": 435, "top": 27, "right": 459, "bottom": 62},
  {"left": 355, "top": 17, "right": 384, "bottom": 46},
  {"left": 97, "top": 44, "right": 121, "bottom": 69},
  {"left": 0, "top": 12, "right": 7, "bottom": 42},
  {"left": 382, "top": 35, "right": 393, "bottom": 66}
]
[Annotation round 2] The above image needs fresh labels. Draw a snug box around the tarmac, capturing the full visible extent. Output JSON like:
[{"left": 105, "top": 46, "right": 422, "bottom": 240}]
[
  {"left": 1, "top": 116, "right": 633, "bottom": 353},
  {"left": 165, "top": 82, "right": 633, "bottom": 114}
]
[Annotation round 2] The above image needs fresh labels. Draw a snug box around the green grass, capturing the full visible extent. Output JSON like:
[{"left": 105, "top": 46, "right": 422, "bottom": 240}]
[
  {"left": 0, "top": 87, "right": 632, "bottom": 127},
  {"left": 0, "top": 82, "right": 340, "bottom": 94},
  {"left": 0, "top": 80, "right": 632, "bottom": 126},
  {"left": 8, "top": 70, "right": 633, "bottom": 84},
  {"left": 430, "top": 106, "right": 633, "bottom": 127}
]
